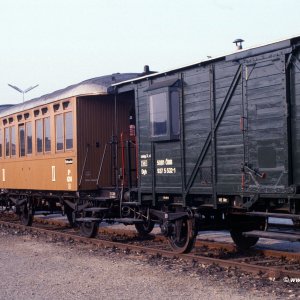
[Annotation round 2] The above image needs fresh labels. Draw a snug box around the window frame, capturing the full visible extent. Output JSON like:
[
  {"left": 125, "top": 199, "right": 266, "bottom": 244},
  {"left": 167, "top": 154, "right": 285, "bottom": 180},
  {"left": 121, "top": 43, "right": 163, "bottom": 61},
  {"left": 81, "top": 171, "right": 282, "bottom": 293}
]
[
  {"left": 26, "top": 122, "right": 33, "bottom": 156},
  {"left": 44, "top": 117, "right": 51, "bottom": 153},
  {"left": 55, "top": 113, "right": 64, "bottom": 152},
  {"left": 64, "top": 111, "right": 73, "bottom": 150},
  {"left": 11, "top": 126, "right": 16, "bottom": 157},
  {"left": 148, "top": 86, "right": 180, "bottom": 142},
  {"left": 4, "top": 127, "right": 10, "bottom": 157},
  {"left": 19, "top": 124, "right": 26, "bottom": 157},
  {"left": 36, "top": 118, "right": 43, "bottom": 154}
]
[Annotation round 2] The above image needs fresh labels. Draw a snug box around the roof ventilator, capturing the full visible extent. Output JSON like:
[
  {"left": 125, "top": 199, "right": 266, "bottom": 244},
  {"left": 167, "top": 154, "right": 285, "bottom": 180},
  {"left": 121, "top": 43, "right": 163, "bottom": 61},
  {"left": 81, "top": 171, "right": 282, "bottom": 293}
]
[{"left": 233, "top": 38, "right": 244, "bottom": 50}]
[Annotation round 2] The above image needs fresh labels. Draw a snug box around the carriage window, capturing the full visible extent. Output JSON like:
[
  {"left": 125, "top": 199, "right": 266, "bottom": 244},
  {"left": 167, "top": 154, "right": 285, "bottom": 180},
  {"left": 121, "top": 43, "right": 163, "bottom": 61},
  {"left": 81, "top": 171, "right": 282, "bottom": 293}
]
[
  {"left": 19, "top": 125, "right": 25, "bottom": 157},
  {"left": 53, "top": 104, "right": 60, "bottom": 112},
  {"left": 5, "top": 128, "right": 10, "bottom": 157},
  {"left": 65, "top": 112, "right": 73, "bottom": 150},
  {"left": 0, "top": 129, "right": 2, "bottom": 158},
  {"left": 149, "top": 89, "right": 180, "bottom": 141},
  {"left": 26, "top": 122, "right": 32, "bottom": 155},
  {"left": 11, "top": 126, "right": 16, "bottom": 156},
  {"left": 42, "top": 107, "right": 48, "bottom": 115},
  {"left": 55, "top": 114, "right": 64, "bottom": 151},
  {"left": 150, "top": 93, "right": 168, "bottom": 137},
  {"left": 44, "top": 117, "right": 51, "bottom": 152},
  {"left": 63, "top": 101, "right": 71, "bottom": 110},
  {"left": 36, "top": 119, "right": 43, "bottom": 153}
]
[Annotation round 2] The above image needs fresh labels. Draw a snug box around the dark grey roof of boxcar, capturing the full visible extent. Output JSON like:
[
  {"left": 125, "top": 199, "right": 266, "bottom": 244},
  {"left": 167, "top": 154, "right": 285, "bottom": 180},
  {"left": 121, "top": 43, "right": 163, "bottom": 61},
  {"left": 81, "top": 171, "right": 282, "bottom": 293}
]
[
  {"left": 0, "top": 73, "right": 140, "bottom": 118},
  {"left": 113, "top": 35, "right": 300, "bottom": 87}
]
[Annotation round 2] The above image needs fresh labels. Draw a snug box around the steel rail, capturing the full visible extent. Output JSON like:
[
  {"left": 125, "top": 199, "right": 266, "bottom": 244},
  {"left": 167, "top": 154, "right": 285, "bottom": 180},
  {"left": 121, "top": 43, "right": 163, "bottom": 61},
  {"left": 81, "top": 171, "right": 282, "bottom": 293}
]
[
  {"left": 33, "top": 216, "right": 300, "bottom": 261},
  {"left": 0, "top": 219, "right": 299, "bottom": 279}
]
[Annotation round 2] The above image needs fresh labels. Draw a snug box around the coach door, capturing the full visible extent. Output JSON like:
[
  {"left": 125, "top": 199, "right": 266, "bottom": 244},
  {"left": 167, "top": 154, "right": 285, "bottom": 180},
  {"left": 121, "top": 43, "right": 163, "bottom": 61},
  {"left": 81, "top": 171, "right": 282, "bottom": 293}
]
[
  {"left": 243, "top": 57, "right": 289, "bottom": 192},
  {"left": 147, "top": 80, "right": 182, "bottom": 193}
]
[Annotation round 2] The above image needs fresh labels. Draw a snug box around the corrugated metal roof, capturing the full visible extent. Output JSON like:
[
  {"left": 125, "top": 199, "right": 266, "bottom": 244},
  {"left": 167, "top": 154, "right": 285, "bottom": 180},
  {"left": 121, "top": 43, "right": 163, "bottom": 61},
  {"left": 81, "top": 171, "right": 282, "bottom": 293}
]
[{"left": 0, "top": 73, "right": 140, "bottom": 118}]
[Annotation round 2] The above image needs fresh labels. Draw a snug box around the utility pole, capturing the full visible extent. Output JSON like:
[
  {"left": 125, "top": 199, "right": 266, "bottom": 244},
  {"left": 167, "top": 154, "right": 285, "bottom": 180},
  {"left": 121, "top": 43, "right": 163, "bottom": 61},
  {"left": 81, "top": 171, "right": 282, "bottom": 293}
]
[{"left": 8, "top": 84, "right": 39, "bottom": 102}]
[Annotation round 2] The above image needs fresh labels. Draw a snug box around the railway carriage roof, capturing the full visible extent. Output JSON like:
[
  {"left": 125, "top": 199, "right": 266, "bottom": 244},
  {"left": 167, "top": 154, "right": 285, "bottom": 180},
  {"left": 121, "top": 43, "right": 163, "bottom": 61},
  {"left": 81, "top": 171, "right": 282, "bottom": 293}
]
[
  {"left": 0, "top": 73, "right": 139, "bottom": 118},
  {"left": 112, "top": 35, "right": 300, "bottom": 87}
]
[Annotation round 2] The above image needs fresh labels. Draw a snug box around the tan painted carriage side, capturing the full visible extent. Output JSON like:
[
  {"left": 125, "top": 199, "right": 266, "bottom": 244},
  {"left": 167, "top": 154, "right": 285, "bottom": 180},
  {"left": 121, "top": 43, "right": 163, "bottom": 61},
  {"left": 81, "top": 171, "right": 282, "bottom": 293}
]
[
  {"left": 0, "top": 92, "right": 135, "bottom": 192},
  {"left": 0, "top": 97, "right": 78, "bottom": 191}
]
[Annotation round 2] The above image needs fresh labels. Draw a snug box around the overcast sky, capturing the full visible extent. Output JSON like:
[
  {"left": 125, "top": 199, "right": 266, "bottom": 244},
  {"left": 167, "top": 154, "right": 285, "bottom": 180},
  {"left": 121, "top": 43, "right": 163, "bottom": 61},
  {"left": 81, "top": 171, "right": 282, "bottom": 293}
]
[{"left": 0, "top": 0, "right": 299, "bottom": 104}]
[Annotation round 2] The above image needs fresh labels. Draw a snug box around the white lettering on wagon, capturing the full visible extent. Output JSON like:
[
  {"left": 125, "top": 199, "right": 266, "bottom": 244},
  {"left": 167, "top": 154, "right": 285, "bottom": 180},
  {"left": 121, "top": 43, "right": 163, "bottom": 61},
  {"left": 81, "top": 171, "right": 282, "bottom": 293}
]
[
  {"left": 141, "top": 160, "right": 148, "bottom": 167},
  {"left": 67, "top": 169, "right": 72, "bottom": 190},
  {"left": 141, "top": 169, "right": 148, "bottom": 176},
  {"left": 140, "top": 153, "right": 151, "bottom": 176},
  {"left": 157, "top": 167, "right": 176, "bottom": 174},
  {"left": 156, "top": 158, "right": 176, "bottom": 174},
  {"left": 156, "top": 158, "right": 173, "bottom": 166}
]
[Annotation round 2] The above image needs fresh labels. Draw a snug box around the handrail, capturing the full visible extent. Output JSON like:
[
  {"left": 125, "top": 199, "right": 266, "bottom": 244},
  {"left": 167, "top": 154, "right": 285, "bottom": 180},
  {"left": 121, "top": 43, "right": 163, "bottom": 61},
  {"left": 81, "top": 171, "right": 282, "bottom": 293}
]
[
  {"left": 79, "top": 145, "right": 89, "bottom": 187},
  {"left": 120, "top": 132, "right": 125, "bottom": 187},
  {"left": 96, "top": 143, "right": 108, "bottom": 188}
]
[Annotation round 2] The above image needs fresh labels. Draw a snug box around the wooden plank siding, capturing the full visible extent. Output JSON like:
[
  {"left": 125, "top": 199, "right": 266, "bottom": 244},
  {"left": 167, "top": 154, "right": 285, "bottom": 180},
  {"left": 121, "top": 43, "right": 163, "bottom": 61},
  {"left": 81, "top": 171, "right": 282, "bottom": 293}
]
[
  {"left": 290, "top": 50, "right": 300, "bottom": 185},
  {"left": 76, "top": 93, "right": 134, "bottom": 190},
  {"left": 130, "top": 43, "right": 300, "bottom": 200}
]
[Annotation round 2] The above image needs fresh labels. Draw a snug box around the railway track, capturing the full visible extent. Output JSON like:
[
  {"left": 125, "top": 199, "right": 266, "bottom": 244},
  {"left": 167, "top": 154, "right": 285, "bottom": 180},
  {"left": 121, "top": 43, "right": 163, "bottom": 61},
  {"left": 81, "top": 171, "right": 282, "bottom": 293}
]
[
  {"left": 0, "top": 214, "right": 300, "bottom": 280},
  {"left": 32, "top": 215, "right": 300, "bottom": 261}
]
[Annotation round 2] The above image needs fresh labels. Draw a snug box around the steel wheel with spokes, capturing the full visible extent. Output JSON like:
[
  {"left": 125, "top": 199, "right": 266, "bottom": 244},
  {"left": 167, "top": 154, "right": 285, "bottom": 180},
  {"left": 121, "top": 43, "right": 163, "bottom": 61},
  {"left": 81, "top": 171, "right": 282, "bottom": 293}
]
[
  {"left": 168, "top": 218, "right": 196, "bottom": 254},
  {"left": 135, "top": 220, "right": 155, "bottom": 236},
  {"left": 80, "top": 222, "right": 99, "bottom": 238}
]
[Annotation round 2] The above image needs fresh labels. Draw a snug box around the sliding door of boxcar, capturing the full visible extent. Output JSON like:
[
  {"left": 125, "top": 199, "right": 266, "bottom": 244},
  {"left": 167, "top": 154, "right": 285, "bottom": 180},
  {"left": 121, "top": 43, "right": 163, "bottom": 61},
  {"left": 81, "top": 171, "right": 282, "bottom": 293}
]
[{"left": 244, "top": 56, "right": 290, "bottom": 192}]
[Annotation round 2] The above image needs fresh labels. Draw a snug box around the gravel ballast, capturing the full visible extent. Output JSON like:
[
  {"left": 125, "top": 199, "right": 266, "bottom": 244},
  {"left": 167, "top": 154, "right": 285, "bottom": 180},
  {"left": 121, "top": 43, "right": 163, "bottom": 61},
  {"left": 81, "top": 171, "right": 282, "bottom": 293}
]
[{"left": 0, "top": 229, "right": 298, "bottom": 300}]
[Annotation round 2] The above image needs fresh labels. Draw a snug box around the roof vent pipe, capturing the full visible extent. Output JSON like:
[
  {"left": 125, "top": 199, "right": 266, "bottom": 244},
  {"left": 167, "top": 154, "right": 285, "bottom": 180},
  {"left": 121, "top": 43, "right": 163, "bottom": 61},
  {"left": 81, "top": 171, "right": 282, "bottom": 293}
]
[
  {"left": 233, "top": 39, "right": 244, "bottom": 50},
  {"left": 144, "top": 65, "right": 150, "bottom": 74}
]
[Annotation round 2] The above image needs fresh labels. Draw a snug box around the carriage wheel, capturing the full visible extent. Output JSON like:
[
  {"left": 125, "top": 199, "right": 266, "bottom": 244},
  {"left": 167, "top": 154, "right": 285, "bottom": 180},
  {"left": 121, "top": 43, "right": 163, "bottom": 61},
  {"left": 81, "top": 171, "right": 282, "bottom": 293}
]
[
  {"left": 19, "top": 201, "right": 33, "bottom": 226},
  {"left": 168, "top": 218, "right": 196, "bottom": 254},
  {"left": 135, "top": 220, "right": 155, "bottom": 236},
  {"left": 230, "top": 230, "right": 259, "bottom": 250},
  {"left": 229, "top": 215, "right": 265, "bottom": 250},
  {"left": 80, "top": 222, "right": 99, "bottom": 238}
]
